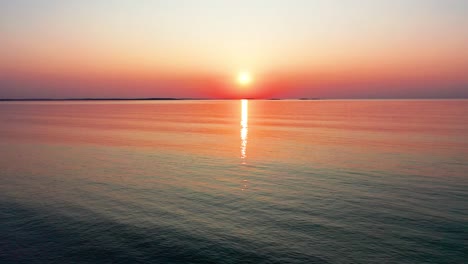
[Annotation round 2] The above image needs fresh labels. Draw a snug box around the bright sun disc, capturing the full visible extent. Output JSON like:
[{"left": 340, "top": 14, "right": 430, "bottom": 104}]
[{"left": 237, "top": 72, "right": 252, "bottom": 86}]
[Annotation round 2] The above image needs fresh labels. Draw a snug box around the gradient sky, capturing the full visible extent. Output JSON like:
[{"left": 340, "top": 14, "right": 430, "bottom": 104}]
[{"left": 1, "top": 0, "right": 467, "bottom": 99}]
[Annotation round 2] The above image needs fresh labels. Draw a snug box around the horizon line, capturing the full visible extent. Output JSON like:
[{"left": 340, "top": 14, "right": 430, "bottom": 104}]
[{"left": 0, "top": 97, "right": 467, "bottom": 101}]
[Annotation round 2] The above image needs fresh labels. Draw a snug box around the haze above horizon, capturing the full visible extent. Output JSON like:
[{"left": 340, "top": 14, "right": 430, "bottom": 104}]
[{"left": 1, "top": 0, "right": 467, "bottom": 99}]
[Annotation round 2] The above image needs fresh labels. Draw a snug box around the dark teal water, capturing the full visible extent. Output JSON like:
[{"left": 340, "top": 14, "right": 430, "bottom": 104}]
[{"left": 0, "top": 100, "right": 467, "bottom": 263}]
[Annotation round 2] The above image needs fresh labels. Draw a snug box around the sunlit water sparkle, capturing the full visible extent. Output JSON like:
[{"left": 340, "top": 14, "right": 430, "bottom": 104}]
[{"left": 0, "top": 100, "right": 467, "bottom": 264}]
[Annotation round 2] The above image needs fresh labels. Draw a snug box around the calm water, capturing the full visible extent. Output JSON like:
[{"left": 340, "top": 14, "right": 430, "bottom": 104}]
[{"left": 0, "top": 100, "right": 467, "bottom": 263}]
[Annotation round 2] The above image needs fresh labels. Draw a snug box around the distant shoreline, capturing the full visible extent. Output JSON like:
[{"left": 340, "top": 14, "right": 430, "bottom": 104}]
[
  {"left": 0, "top": 98, "right": 183, "bottom": 101},
  {"left": 0, "top": 98, "right": 321, "bottom": 101},
  {"left": 0, "top": 98, "right": 465, "bottom": 101}
]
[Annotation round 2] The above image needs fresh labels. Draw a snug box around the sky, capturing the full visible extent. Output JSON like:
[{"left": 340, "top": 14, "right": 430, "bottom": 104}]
[{"left": 0, "top": 0, "right": 467, "bottom": 99}]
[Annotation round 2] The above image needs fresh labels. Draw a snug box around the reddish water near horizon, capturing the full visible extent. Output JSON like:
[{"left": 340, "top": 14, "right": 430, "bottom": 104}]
[{"left": 0, "top": 100, "right": 467, "bottom": 263}]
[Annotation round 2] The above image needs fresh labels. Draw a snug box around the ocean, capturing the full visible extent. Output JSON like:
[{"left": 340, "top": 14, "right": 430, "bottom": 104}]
[{"left": 0, "top": 100, "right": 467, "bottom": 263}]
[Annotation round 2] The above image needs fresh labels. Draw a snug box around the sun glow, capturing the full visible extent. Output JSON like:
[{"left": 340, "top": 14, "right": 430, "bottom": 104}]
[{"left": 237, "top": 72, "right": 252, "bottom": 86}]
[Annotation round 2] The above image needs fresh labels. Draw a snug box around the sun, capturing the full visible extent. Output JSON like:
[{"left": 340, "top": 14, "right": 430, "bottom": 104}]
[{"left": 237, "top": 71, "right": 252, "bottom": 86}]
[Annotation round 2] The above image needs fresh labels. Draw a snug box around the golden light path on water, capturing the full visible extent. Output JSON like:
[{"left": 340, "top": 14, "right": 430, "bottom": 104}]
[{"left": 240, "top": 99, "right": 248, "bottom": 164}]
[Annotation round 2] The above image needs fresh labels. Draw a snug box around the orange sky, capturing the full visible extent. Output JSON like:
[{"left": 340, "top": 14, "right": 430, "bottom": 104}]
[{"left": 1, "top": 0, "right": 467, "bottom": 99}]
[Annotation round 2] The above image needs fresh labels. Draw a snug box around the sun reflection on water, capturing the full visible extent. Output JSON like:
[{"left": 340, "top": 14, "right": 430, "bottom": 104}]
[{"left": 240, "top": 99, "right": 248, "bottom": 164}]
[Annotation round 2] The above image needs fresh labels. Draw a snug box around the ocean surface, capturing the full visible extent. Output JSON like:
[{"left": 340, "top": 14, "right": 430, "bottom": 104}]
[{"left": 0, "top": 100, "right": 467, "bottom": 264}]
